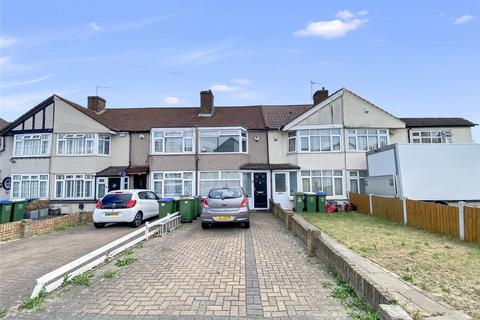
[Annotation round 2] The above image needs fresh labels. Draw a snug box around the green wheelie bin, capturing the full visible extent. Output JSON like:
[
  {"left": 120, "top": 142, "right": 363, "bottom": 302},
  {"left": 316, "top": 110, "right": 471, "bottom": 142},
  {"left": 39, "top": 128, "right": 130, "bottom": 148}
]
[
  {"left": 316, "top": 192, "right": 327, "bottom": 213},
  {"left": 11, "top": 200, "right": 26, "bottom": 222},
  {"left": 294, "top": 192, "right": 305, "bottom": 213},
  {"left": 172, "top": 199, "right": 180, "bottom": 213},
  {"left": 158, "top": 198, "right": 174, "bottom": 218},
  {"left": 305, "top": 193, "right": 317, "bottom": 212},
  {"left": 179, "top": 198, "right": 195, "bottom": 223},
  {"left": 0, "top": 200, "right": 13, "bottom": 224}
]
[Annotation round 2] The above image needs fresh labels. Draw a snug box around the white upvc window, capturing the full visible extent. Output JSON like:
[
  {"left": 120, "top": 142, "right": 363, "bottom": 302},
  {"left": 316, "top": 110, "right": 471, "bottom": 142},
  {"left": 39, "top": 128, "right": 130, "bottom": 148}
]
[
  {"left": 152, "top": 171, "right": 194, "bottom": 198},
  {"left": 151, "top": 128, "right": 194, "bottom": 154},
  {"left": 11, "top": 174, "right": 49, "bottom": 199},
  {"left": 348, "top": 170, "right": 367, "bottom": 194},
  {"left": 0, "top": 136, "right": 4, "bottom": 152},
  {"left": 199, "top": 128, "right": 247, "bottom": 153},
  {"left": 296, "top": 129, "right": 341, "bottom": 152},
  {"left": 199, "top": 171, "right": 241, "bottom": 196},
  {"left": 57, "top": 133, "right": 110, "bottom": 156},
  {"left": 301, "top": 170, "right": 344, "bottom": 197},
  {"left": 347, "top": 129, "right": 389, "bottom": 151},
  {"left": 98, "top": 134, "right": 110, "bottom": 155},
  {"left": 55, "top": 174, "right": 94, "bottom": 199},
  {"left": 288, "top": 132, "right": 296, "bottom": 152},
  {"left": 410, "top": 130, "right": 452, "bottom": 144},
  {"left": 13, "top": 133, "right": 51, "bottom": 157}
]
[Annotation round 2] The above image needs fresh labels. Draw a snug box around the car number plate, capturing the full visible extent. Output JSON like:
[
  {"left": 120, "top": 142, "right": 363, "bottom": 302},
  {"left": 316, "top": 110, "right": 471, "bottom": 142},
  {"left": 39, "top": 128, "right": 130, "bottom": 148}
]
[
  {"left": 214, "top": 216, "right": 233, "bottom": 221},
  {"left": 106, "top": 211, "right": 120, "bottom": 216}
]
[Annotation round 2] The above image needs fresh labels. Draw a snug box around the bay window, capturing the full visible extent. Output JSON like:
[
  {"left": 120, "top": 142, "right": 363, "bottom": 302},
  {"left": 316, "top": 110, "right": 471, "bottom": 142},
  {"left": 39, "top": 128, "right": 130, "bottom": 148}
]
[
  {"left": 55, "top": 174, "right": 94, "bottom": 199},
  {"left": 152, "top": 171, "right": 193, "bottom": 198},
  {"left": 347, "top": 129, "right": 388, "bottom": 151},
  {"left": 411, "top": 130, "right": 452, "bottom": 144},
  {"left": 301, "top": 170, "right": 344, "bottom": 197},
  {"left": 296, "top": 129, "right": 341, "bottom": 152},
  {"left": 11, "top": 174, "right": 49, "bottom": 199},
  {"left": 199, "top": 171, "right": 241, "bottom": 196},
  {"left": 98, "top": 134, "right": 110, "bottom": 155},
  {"left": 13, "top": 134, "right": 51, "bottom": 157},
  {"left": 151, "top": 129, "right": 194, "bottom": 154},
  {"left": 348, "top": 170, "right": 367, "bottom": 194},
  {"left": 57, "top": 133, "right": 110, "bottom": 155},
  {"left": 199, "top": 128, "right": 247, "bottom": 153}
]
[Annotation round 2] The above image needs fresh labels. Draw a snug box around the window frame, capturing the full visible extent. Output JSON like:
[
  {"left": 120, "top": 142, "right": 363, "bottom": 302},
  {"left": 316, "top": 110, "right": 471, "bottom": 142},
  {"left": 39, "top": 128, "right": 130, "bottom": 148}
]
[
  {"left": 410, "top": 129, "right": 452, "bottom": 144},
  {"left": 11, "top": 174, "right": 49, "bottom": 199},
  {"left": 289, "top": 129, "right": 342, "bottom": 153},
  {"left": 300, "top": 170, "right": 345, "bottom": 198},
  {"left": 151, "top": 171, "right": 194, "bottom": 198},
  {"left": 54, "top": 174, "right": 95, "bottom": 199},
  {"left": 199, "top": 127, "right": 248, "bottom": 154},
  {"left": 198, "top": 170, "right": 242, "bottom": 196},
  {"left": 348, "top": 170, "right": 367, "bottom": 194},
  {"left": 347, "top": 128, "right": 389, "bottom": 152},
  {"left": 13, "top": 133, "right": 52, "bottom": 157},
  {"left": 150, "top": 128, "right": 195, "bottom": 155}
]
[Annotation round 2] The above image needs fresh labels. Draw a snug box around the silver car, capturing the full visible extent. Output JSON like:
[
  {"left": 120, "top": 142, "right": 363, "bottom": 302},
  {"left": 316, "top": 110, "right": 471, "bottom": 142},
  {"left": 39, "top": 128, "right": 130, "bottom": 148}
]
[{"left": 201, "top": 187, "right": 250, "bottom": 229}]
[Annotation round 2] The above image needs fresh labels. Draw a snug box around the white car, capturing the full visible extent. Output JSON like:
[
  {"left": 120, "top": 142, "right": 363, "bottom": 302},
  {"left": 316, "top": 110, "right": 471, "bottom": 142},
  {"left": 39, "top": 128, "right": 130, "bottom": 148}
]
[{"left": 93, "top": 189, "right": 160, "bottom": 228}]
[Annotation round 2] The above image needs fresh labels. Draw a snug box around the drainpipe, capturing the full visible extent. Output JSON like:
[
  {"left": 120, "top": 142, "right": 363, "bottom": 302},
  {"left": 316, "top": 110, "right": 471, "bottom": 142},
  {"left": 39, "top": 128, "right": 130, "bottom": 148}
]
[
  {"left": 195, "top": 126, "right": 199, "bottom": 196},
  {"left": 266, "top": 128, "right": 273, "bottom": 201}
]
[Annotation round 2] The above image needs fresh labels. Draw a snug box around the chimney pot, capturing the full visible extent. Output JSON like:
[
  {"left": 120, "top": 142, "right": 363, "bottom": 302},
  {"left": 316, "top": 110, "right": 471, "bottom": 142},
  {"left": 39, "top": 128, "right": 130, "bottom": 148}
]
[
  {"left": 313, "top": 88, "right": 329, "bottom": 106},
  {"left": 87, "top": 96, "right": 106, "bottom": 113},
  {"left": 199, "top": 90, "right": 214, "bottom": 116}
]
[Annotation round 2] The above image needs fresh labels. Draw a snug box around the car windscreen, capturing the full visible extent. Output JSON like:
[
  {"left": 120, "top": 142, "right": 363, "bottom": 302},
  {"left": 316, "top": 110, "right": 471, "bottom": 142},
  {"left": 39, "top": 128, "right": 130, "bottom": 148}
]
[
  {"left": 101, "top": 193, "right": 132, "bottom": 209},
  {"left": 208, "top": 188, "right": 243, "bottom": 199}
]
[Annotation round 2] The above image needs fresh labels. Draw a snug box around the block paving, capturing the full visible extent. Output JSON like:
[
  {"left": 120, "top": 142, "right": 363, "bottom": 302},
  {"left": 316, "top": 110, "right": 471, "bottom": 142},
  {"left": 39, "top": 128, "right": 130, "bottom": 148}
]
[{"left": 11, "top": 213, "right": 350, "bottom": 319}]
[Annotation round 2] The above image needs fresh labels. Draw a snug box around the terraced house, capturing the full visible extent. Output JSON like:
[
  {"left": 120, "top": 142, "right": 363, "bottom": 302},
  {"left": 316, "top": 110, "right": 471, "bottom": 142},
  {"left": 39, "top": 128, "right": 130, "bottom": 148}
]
[{"left": 0, "top": 88, "right": 476, "bottom": 211}]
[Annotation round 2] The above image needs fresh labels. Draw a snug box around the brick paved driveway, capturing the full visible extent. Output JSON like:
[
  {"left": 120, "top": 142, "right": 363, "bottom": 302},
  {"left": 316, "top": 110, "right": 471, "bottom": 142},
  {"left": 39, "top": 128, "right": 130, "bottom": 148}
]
[
  {"left": 0, "top": 223, "right": 133, "bottom": 311},
  {"left": 11, "top": 213, "right": 350, "bottom": 319}
]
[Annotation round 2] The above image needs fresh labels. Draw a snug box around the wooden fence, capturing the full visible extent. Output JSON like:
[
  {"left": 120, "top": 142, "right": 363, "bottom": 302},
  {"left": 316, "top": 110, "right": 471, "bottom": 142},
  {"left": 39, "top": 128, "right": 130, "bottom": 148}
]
[{"left": 349, "top": 192, "right": 480, "bottom": 243}]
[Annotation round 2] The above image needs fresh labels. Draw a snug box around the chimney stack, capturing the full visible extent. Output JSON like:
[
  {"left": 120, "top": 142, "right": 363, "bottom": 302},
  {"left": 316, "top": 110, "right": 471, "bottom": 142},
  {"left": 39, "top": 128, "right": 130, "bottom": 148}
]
[
  {"left": 87, "top": 96, "right": 106, "bottom": 113},
  {"left": 313, "top": 87, "right": 329, "bottom": 105},
  {"left": 199, "top": 90, "right": 214, "bottom": 116}
]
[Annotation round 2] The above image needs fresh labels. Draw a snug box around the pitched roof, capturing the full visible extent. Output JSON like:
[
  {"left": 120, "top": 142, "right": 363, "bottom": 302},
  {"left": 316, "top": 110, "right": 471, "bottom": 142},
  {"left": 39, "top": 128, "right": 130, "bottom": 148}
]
[
  {"left": 400, "top": 117, "right": 476, "bottom": 128},
  {"left": 240, "top": 163, "right": 301, "bottom": 170},
  {"left": 261, "top": 105, "right": 312, "bottom": 129},
  {"left": 0, "top": 118, "right": 9, "bottom": 130}
]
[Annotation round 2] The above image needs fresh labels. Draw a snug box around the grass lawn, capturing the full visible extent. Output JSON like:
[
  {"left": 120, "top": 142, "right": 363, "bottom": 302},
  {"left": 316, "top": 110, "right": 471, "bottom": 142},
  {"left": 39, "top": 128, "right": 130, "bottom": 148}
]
[{"left": 302, "top": 212, "right": 480, "bottom": 318}]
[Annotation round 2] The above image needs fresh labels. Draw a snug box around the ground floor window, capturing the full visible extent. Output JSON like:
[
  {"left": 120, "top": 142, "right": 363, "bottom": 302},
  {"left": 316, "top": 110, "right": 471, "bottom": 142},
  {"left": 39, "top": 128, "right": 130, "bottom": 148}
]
[
  {"left": 11, "top": 174, "right": 49, "bottom": 199},
  {"left": 55, "top": 174, "right": 94, "bottom": 199},
  {"left": 152, "top": 171, "right": 193, "bottom": 198},
  {"left": 348, "top": 170, "right": 367, "bottom": 194},
  {"left": 301, "top": 170, "right": 344, "bottom": 196},
  {"left": 199, "top": 171, "right": 241, "bottom": 196}
]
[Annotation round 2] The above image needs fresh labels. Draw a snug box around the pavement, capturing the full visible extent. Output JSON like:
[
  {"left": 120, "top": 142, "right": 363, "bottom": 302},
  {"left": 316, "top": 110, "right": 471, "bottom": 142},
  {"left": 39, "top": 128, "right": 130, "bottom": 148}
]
[
  {"left": 0, "top": 222, "right": 134, "bottom": 311},
  {"left": 9, "top": 213, "right": 351, "bottom": 319}
]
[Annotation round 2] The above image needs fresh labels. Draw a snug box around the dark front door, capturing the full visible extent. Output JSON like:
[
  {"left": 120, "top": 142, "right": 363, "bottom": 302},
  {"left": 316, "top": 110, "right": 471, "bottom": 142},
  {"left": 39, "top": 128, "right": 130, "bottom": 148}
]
[
  {"left": 108, "top": 177, "right": 121, "bottom": 192},
  {"left": 133, "top": 174, "right": 147, "bottom": 189},
  {"left": 253, "top": 172, "right": 268, "bottom": 209}
]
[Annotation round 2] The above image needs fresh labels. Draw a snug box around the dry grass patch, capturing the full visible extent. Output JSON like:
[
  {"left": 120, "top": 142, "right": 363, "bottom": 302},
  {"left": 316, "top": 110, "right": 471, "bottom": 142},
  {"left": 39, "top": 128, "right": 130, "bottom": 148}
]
[{"left": 303, "top": 212, "right": 480, "bottom": 318}]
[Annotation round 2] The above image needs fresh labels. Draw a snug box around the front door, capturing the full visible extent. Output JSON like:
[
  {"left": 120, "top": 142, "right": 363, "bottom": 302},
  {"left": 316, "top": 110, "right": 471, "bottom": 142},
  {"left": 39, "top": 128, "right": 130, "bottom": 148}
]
[
  {"left": 133, "top": 174, "right": 147, "bottom": 189},
  {"left": 253, "top": 172, "right": 268, "bottom": 209},
  {"left": 108, "top": 178, "right": 121, "bottom": 192},
  {"left": 273, "top": 172, "right": 290, "bottom": 209}
]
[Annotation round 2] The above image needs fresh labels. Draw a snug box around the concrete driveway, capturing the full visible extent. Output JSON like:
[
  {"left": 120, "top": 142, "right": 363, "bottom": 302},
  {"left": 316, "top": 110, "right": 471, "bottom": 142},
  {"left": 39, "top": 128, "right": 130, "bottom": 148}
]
[
  {"left": 11, "top": 213, "right": 350, "bottom": 319},
  {"left": 0, "top": 222, "right": 134, "bottom": 311}
]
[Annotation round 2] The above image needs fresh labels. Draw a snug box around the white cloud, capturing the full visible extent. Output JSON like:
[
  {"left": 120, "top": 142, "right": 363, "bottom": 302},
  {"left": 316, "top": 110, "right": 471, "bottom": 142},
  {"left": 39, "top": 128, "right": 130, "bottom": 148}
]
[
  {"left": 210, "top": 78, "right": 252, "bottom": 93},
  {"left": 0, "top": 35, "right": 17, "bottom": 48},
  {"left": 0, "top": 56, "right": 28, "bottom": 72},
  {"left": 1, "top": 73, "right": 54, "bottom": 88},
  {"left": 357, "top": 10, "right": 369, "bottom": 16},
  {"left": 294, "top": 10, "right": 368, "bottom": 39},
  {"left": 230, "top": 78, "right": 251, "bottom": 86},
  {"left": 89, "top": 22, "right": 101, "bottom": 31},
  {"left": 454, "top": 14, "right": 475, "bottom": 25},
  {"left": 163, "top": 96, "right": 186, "bottom": 106}
]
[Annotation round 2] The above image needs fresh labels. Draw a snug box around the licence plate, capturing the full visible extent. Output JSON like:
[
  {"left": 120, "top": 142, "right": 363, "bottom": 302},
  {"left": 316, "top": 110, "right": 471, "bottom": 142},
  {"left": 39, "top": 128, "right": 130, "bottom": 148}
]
[
  {"left": 214, "top": 216, "right": 234, "bottom": 221},
  {"left": 106, "top": 211, "right": 120, "bottom": 217}
]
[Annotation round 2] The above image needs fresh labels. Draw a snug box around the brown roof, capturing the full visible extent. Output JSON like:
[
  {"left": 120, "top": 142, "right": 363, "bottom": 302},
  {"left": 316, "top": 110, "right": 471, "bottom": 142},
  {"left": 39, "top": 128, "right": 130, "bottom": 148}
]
[
  {"left": 240, "top": 163, "right": 301, "bottom": 170},
  {"left": 261, "top": 105, "right": 312, "bottom": 129},
  {"left": 0, "top": 118, "right": 9, "bottom": 130},
  {"left": 400, "top": 117, "right": 476, "bottom": 128}
]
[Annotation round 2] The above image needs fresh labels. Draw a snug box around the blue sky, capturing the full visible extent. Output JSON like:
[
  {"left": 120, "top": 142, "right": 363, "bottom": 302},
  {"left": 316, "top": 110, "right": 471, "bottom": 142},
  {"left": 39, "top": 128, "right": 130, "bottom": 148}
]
[{"left": 1, "top": 0, "right": 479, "bottom": 140}]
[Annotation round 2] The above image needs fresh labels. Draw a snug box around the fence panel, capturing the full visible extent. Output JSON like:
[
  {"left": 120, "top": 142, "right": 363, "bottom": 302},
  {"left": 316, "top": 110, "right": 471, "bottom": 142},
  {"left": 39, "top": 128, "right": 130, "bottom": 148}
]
[
  {"left": 464, "top": 206, "right": 480, "bottom": 243},
  {"left": 371, "top": 195, "right": 403, "bottom": 223},
  {"left": 407, "top": 200, "right": 459, "bottom": 238},
  {"left": 349, "top": 193, "right": 370, "bottom": 213}
]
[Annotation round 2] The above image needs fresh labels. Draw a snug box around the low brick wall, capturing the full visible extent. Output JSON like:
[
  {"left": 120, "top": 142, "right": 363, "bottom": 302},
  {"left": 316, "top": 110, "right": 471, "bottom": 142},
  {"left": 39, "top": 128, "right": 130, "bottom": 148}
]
[{"left": 0, "top": 212, "right": 93, "bottom": 242}]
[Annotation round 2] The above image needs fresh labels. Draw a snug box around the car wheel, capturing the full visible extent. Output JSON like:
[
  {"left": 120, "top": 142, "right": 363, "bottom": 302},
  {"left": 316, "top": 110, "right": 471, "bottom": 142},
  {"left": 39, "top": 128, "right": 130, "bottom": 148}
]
[
  {"left": 130, "top": 212, "right": 143, "bottom": 228},
  {"left": 93, "top": 222, "right": 105, "bottom": 229},
  {"left": 242, "top": 222, "right": 250, "bottom": 229},
  {"left": 201, "top": 223, "right": 210, "bottom": 229}
]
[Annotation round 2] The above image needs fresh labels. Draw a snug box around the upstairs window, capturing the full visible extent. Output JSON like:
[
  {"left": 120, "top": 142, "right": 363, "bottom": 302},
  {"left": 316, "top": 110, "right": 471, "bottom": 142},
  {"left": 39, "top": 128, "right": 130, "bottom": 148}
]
[
  {"left": 199, "top": 128, "right": 247, "bottom": 153},
  {"left": 57, "top": 133, "right": 110, "bottom": 155},
  {"left": 151, "top": 129, "right": 194, "bottom": 154},
  {"left": 98, "top": 134, "right": 110, "bottom": 155},
  {"left": 297, "top": 129, "right": 341, "bottom": 152},
  {"left": 411, "top": 130, "right": 452, "bottom": 144},
  {"left": 14, "top": 134, "right": 51, "bottom": 157},
  {"left": 288, "top": 132, "right": 296, "bottom": 152},
  {"left": 347, "top": 129, "right": 388, "bottom": 151}
]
